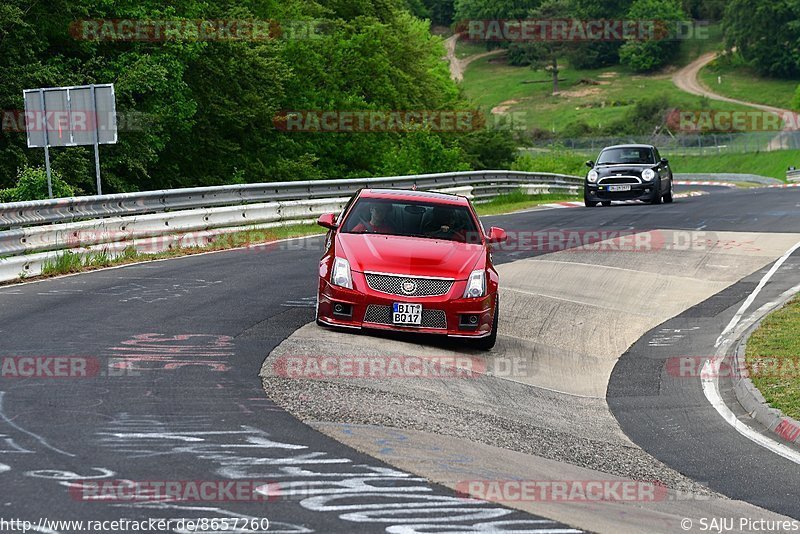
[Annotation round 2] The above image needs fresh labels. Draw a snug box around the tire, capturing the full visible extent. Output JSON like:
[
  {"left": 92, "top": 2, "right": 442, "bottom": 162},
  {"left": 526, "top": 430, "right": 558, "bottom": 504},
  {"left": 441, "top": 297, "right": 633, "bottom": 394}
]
[
  {"left": 650, "top": 181, "right": 662, "bottom": 205},
  {"left": 663, "top": 179, "right": 674, "bottom": 203},
  {"left": 583, "top": 188, "right": 597, "bottom": 207},
  {"left": 601, "top": 201, "right": 612, "bottom": 207},
  {"left": 475, "top": 296, "right": 499, "bottom": 351}
]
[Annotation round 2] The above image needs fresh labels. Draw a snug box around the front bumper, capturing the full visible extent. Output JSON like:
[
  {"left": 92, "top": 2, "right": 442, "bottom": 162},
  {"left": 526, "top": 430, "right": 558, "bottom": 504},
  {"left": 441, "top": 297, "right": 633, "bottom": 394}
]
[
  {"left": 585, "top": 182, "right": 657, "bottom": 201},
  {"left": 317, "top": 273, "right": 494, "bottom": 338}
]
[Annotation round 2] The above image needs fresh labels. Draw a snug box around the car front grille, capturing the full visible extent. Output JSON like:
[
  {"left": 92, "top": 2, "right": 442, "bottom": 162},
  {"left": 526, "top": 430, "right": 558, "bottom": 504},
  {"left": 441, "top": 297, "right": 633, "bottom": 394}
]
[
  {"left": 365, "top": 273, "right": 453, "bottom": 297},
  {"left": 598, "top": 176, "right": 641, "bottom": 184},
  {"left": 363, "top": 304, "right": 447, "bottom": 329}
]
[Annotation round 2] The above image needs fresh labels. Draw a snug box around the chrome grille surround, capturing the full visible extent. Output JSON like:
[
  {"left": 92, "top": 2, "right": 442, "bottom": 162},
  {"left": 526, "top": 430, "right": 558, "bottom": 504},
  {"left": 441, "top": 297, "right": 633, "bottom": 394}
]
[
  {"left": 365, "top": 272, "right": 453, "bottom": 297},
  {"left": 598, "top": 175, "right": 642, "bottom": 185}
]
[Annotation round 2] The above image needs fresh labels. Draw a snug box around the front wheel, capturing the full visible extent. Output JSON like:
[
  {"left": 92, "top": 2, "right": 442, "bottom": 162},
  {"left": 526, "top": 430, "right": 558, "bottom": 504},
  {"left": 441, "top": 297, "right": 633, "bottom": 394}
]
[
  {"left": 663, "top": 179, "right": 674, "bottom": 203},
  {"left": 474, "top": 297, "right": 499, "bottom": 351},
  {"left": 650, "top": 181, "right": 663, "bottom": 205}
]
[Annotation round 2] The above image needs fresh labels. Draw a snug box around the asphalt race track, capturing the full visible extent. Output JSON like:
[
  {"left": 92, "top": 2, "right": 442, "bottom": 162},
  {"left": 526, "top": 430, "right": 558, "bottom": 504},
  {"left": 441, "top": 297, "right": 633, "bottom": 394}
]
[{"left": 2, "top": 183, "right": 800, "bottom": 533}]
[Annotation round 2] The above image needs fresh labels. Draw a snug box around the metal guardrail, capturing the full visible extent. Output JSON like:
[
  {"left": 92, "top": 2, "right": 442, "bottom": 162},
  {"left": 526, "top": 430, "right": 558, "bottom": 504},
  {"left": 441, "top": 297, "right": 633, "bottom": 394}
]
[
  {"left": 787, "top": 169, "right": 800, "bottom": 182},
  {"left": 0, "top": 171, "right": 580, "bottom": 229},
  {"left": 0, "top": 170, "right": 582, "bottom": 282}
]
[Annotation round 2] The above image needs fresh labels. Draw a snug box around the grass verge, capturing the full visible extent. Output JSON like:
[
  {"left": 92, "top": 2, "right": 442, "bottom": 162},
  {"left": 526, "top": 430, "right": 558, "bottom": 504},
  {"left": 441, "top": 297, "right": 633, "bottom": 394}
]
[
  {"left": 667, "top": 150, "right": 800, "bottom": 180},
  {"left": 511, "top": 148, "right": 800, "bottom": 181},
  {"left": 476, "top": 191, "right": 580, "bottom": 215},
  {"left": 17, "top": 192, "right": 578, "bottom": 282},
  {"left": 699, "top": 59, "right": 798, "bottom": 111},
  {"left": 745, "top": 294, "right": 800, "bottom": 420},
  {"left": 28, "top": 223, "right": 324, "bottom": 281}
]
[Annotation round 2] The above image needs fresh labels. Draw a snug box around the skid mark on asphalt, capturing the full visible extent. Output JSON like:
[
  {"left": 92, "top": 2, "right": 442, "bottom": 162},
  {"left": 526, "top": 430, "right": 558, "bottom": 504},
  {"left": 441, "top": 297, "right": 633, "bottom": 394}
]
[
  {"left": 107, "top": 333, "right": 234, "bottom": 372},
  {"left": 94, "top": 278, "right": 222, "bottom": 303}
]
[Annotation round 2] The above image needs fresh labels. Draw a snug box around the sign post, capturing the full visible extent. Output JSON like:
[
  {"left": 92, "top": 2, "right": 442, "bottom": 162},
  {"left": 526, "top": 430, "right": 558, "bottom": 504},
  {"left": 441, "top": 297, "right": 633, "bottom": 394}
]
[{"left": 23, "top": 83, "right": 117, "bottom": 197}]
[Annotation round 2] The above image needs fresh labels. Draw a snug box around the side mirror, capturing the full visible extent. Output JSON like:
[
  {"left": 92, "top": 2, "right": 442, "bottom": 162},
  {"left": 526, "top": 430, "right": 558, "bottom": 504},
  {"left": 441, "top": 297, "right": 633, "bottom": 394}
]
[
  {"left": 585, "top": 160, "right": 595, "bottom": 168},
  {"left": 660, "top": 157, "right": 668, "bottom": 164},
  {"left": 317, "top": 213, "right": 338, "bottom": 230},
  {"left": 487, "top": 226, "right": 507, "bottom": 244}
]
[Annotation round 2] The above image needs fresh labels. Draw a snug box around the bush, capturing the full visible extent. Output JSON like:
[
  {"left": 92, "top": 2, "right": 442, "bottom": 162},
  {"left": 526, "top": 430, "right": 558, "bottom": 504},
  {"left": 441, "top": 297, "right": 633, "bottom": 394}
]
[
  {"left": 621, "top": 94, "right": 672, "bottom": 131},
  {"left": 12, "top": 167, "right": 75, "bottom": 202},
  {"left": 566, "top": 42, "right": 621, "bottom": 70},
  {"left": 455, "top": 127, "right": 517, "bottom": 170},
  {"left": 378, "top": 130, "right": 471, "bottom": 176},
  {"left": 0, "top": 188, "right": 16, "bottom": 203},
  {"left": 561, "top": 120, "right": 597, "bottom": 139}
]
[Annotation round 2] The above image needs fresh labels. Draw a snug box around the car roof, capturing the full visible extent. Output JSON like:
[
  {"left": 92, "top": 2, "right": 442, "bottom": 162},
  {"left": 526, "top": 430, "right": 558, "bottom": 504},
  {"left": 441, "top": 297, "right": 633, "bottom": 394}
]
[
  {"left": 600, "top": 144, "right": 655, "bottom": 151},
  {"left": 359, "top": 188, "right": 469, "bottom": 206}
]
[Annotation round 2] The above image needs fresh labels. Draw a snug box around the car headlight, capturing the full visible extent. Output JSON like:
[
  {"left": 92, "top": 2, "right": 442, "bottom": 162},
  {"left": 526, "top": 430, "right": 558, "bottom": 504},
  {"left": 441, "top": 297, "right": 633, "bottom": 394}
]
[
  {"left": 463, "top": 269, "right": 486, "bottom": 298},
  {"left": 642, "top": 169, "right": 656, "bottom": 181},
  {"left": 331, "top": 257, "right": 353, "bottom": 289},
  {"left": 587, "top": 170, "right": 598, "bottom": 183}
]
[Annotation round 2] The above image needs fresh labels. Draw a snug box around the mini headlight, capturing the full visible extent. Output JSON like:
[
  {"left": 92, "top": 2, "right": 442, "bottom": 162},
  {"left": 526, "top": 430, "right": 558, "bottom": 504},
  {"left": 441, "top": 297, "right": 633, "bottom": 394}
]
[
  {"left": 331, "top": 257, "right": 353, "bottom": 289},
  {"left": 587, "top": 170, "right": 599, "bottom": 183},
  {"left": 642, "top": 169, "right": 656, "bottom": 181},
  {"left": 463, "top": 270, "right": 486, "bottom": 298}
]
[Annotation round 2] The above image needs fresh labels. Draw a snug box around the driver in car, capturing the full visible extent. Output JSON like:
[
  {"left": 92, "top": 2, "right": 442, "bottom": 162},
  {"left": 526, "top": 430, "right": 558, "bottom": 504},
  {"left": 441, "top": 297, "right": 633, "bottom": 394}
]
[
  {"left": 425, "top": 206, "right": 466, "bottom": 240},
  {"left": 352, "top": 203, "right": 395, "bottom": 234}
]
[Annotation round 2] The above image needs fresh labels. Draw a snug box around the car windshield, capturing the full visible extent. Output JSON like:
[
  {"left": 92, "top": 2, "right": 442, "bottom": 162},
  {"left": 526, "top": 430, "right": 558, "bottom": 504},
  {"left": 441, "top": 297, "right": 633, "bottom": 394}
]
[
  {"left": 341, "top": 198, "right": 480, "bottom": 243},
  {"left": 597, "top": 147, "right": 655, "bottom": 165}
]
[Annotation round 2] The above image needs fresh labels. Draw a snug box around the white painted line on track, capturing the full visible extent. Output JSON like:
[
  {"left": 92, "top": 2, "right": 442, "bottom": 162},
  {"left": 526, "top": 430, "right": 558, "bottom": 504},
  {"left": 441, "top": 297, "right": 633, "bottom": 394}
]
[
  {"left": 702, "top": 239, "right": 800, "bottom": 465},
  {"left": 714, "top": 239, "right": 800, "bottom": 348},
  {"left": 703, "top": 356, "right": 800, "bottom": 465},
  {"left": 674, "top": 180, "right": 737, "bottom": 187}
]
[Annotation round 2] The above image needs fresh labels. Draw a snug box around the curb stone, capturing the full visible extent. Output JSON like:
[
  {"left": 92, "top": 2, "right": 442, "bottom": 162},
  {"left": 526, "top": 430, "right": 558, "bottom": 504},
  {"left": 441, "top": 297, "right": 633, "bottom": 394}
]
[{"left": 731, "top": 297, "right": 800, "bottom": 445}]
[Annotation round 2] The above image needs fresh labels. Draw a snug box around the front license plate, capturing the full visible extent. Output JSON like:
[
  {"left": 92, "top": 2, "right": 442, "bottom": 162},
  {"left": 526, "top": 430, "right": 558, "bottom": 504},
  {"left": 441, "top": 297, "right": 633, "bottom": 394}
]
[
  {"left": 392, "top": 303, "right": 422, "bottom": 325},
  {"left": 608, "top": 185, "right": 632, "bottom": 192}
]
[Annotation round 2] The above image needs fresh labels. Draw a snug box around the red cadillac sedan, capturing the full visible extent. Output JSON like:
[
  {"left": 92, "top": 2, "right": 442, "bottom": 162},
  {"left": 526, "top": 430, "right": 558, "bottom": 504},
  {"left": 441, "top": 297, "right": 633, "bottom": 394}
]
[{"left": 315, "top": 188, "right": 507, "bottom": 349}]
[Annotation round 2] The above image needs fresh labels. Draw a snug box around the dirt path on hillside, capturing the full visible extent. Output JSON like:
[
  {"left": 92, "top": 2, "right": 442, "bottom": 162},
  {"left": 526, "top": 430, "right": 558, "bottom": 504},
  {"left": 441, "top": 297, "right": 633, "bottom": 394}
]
[
  {"left": 444, "top": 33, "right": 504, "bottom": 82},
  {"left": 672, "top": 52, "right": 795, "bottom": 149}
]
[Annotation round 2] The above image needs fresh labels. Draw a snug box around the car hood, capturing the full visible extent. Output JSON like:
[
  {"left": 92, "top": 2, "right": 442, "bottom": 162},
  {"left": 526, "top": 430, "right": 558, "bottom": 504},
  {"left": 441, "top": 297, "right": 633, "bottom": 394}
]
[{"left": 336, "top": 233, "right": 484, "bottom": 280}]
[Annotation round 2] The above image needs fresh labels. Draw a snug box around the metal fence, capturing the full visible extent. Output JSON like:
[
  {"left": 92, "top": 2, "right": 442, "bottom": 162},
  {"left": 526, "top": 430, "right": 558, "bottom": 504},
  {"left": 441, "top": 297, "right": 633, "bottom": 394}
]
[
  {"left": 0, "top": 170, "right": 582, "bottom": 282},
  {"left": 524, "top": 131, "right": 800, "bottom": 157}
]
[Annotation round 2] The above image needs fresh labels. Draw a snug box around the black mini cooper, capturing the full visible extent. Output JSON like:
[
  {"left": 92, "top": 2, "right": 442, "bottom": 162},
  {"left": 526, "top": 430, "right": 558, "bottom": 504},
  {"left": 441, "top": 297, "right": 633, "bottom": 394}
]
[{"left": 584, "top": 144, "right": 674, "bottom": 207}]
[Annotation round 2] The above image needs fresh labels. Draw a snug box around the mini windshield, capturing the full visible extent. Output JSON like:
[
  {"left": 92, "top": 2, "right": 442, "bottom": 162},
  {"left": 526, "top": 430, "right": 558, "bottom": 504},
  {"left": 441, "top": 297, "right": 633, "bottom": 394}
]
[
  {"left": 341, "top": 198, "right": 480, "bottom": 243},
  {"left": 596, "top": 147, "right": 655, "bottom": 165}
]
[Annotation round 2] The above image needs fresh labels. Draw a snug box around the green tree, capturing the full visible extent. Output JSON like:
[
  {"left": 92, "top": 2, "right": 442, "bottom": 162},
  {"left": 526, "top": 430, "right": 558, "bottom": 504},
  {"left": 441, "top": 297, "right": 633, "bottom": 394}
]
[
  {"left": 619, "top": 0, "right": 687, "bottom": 72},
  {"left": 516, "top": 0, "right": 578, "bottom": 94},
  {"left": 723, "top": 0, "right": 800, "bottom": 77}
]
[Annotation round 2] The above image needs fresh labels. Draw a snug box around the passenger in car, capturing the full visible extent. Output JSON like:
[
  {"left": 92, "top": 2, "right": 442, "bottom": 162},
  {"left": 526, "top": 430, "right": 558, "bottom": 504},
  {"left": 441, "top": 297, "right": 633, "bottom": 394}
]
[{"left": 351, "top": 203, "right": 396, "bottom": 234}]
